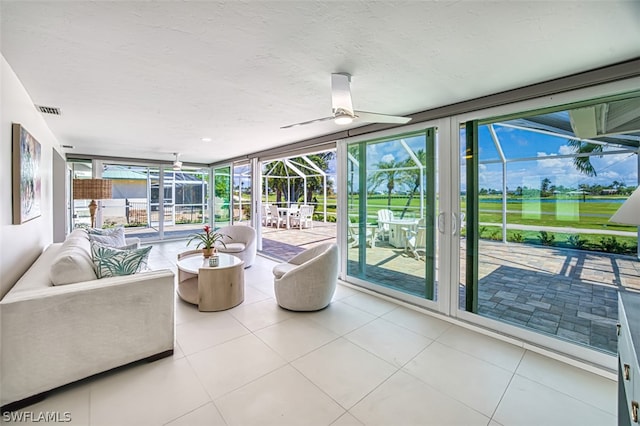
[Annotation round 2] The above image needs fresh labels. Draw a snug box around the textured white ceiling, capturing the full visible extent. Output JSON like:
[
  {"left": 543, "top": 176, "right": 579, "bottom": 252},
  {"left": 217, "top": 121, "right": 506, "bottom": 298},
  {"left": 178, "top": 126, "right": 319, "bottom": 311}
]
[{"left": 1, "top": 1, "right": 639, "bottom": 165}]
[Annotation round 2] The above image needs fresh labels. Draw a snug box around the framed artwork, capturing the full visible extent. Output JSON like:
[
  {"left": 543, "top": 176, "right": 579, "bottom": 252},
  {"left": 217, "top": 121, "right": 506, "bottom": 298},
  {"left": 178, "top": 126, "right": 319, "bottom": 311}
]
[{"left": 12, "top": 123, "right": 42, "bottom": 224}]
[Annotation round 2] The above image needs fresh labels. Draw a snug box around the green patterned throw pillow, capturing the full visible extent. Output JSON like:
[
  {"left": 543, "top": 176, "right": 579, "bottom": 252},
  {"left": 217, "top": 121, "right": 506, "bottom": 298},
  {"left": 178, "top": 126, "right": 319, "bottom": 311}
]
[{"left": 91, "top": 241, "right": 152, "bottom": 278}]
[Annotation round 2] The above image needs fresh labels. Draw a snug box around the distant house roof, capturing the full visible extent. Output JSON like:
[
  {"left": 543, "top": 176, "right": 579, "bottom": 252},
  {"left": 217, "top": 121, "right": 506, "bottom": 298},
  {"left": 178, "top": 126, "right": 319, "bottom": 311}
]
[
  {"left": 103, "top": 167, "right": 147, "bottom": 180},
  {"left": 103, "top": 166, "right": 207, "bottom": 184}
]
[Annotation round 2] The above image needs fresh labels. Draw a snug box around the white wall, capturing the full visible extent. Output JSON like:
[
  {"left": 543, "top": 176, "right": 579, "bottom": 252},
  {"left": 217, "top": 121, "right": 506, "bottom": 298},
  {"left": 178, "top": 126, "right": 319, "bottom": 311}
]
[{"left": 0, "top": 56, "right": 61, "bottom": 298}]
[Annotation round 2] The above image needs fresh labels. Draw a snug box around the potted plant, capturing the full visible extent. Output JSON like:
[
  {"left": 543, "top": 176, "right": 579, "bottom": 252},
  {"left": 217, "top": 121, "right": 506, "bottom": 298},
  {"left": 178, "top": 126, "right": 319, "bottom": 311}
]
[{"left": 187, "top": 225, "right": 228, "bottom": 258}]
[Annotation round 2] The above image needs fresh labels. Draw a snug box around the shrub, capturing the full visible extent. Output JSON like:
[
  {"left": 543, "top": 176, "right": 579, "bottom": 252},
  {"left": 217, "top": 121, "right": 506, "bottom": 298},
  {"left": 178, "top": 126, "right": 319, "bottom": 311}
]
[
  {"left": 567, "top": 234, "right": 588, "bottom": 249},
  {"left": 509, "top": 232, "right": 524, "bottom": 243},
  {"left": 478, "top": 226, "right": 488, "bottom": 238},
  {"left": 537, "top": 231, "right": 555, "bottom": 246},
  {"left": 599, "top": 236, "right": 628, "bottom": 254},
  {"left": 489, "top": 229, "right": 501, "bottom": 240}
]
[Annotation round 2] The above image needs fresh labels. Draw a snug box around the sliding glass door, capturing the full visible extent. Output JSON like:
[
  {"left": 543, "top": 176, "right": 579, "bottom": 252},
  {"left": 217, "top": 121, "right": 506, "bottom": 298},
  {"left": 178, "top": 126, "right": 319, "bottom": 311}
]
[
  {"left": 458, "top": 92, "right": 640, "bottom": 357},
  {"left": 344, "top": 129, "right": 439, "bottom": 303},
  {"left": 233, "top": 161, "right": 252, "bottom": 224},
  {"left": 213, "top": 165, "right": 232, "bottom": 228}
]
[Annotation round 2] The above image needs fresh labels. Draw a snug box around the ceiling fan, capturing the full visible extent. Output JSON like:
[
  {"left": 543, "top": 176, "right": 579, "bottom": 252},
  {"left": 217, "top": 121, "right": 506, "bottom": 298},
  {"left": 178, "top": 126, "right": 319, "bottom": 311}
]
[
  {"left": 281, "top": 73, "right": 412, "bottom": 129},
  {"left": 172, "top": 153, "right": 182, "bottom": 171}
]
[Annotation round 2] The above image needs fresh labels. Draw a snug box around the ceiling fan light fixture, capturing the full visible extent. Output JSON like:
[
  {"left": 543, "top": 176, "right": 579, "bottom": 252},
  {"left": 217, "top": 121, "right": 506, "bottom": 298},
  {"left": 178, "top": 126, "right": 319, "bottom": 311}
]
[
  {"left": 172, "top": 153, "right": 182, "bottom": 170},
  {"left": 334, "top": 112, "right": 353, "bottom": 125}
]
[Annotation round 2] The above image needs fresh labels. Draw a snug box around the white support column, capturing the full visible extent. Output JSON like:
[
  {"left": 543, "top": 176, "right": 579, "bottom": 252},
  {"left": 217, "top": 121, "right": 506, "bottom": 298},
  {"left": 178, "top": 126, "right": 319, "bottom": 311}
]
[
  {"left": 488, "top": 125, "right": 508, "bottom": 243},
  {"left": 146, "top": 168, "right": 151, "bottom": 228},
  {"left": 323, "top": 174, "right": 327, "bottom": 222},
  {"left": 158, "top": 167, "right": 164, "bottom": 239}
]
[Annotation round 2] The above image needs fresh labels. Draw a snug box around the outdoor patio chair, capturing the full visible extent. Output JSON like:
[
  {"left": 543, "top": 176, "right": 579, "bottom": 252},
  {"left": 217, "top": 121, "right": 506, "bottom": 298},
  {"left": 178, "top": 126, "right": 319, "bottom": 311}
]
[
  {"left": 269, "top": 204, "right": 285, "bottom": 228},
  {"left": 290, "top": 205, "right": 314, "bottom": 229},
  {"left": 347, "top": 223, "right": 376, "bottom": 248},
  {"left": 261, "top": 204, "right": 272, "bottom": 227},
  {"left": 405, "top": 218, "right": 426, "bottom": 260},
  {"left": 272, "top": 242, "right": 338, "bottom": 311},
  {"left": 377, "top": 209, "right": 394, "bottom": 240}
]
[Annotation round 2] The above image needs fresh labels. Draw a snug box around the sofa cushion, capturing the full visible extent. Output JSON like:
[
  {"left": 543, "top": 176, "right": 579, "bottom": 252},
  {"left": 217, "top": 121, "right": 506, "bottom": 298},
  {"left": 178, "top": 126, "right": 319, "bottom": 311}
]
[
  {"left": 50, "top": 231, "right": 97, "bottom": 285},
  {"left": 88, "top": 227, "right": 126, "bottom": 247},
  {"left": 217, "top": 242, "right": 245, "bottom": 253},
  {"left": 91, "top": 242, "right": 152, "bottom": 278}
]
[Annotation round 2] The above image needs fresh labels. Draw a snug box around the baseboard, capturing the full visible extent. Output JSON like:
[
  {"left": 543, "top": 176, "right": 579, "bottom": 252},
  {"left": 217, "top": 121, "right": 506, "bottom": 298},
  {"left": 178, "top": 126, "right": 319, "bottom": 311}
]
[{"left": 1, "top": 348, "right": 174, "bottom": 413}]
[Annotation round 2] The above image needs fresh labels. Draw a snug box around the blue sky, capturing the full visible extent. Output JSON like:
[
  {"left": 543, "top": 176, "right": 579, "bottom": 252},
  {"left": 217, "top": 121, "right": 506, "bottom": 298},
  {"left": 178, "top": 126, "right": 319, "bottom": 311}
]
[
  {"left": 264, "top": 124, "right": 637, "bottom": 195},
  {"left": 348, "top": 127, "right": 637, "bottom": 193},
  {"left": 467, "top": 124, "right": 638, "bottom": 192}
]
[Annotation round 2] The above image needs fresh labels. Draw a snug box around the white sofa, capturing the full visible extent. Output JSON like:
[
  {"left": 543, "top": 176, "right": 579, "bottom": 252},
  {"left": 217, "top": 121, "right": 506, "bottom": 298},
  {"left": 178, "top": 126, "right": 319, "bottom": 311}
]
[{"left": 0, "top": 229, "right": 175, "bottom": 411}]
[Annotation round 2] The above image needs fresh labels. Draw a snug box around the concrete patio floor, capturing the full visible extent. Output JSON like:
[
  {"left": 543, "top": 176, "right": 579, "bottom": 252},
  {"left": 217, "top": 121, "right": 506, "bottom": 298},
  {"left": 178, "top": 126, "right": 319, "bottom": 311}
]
[{"left": 260, "top": 220, "right": 640, "bottom": 354}]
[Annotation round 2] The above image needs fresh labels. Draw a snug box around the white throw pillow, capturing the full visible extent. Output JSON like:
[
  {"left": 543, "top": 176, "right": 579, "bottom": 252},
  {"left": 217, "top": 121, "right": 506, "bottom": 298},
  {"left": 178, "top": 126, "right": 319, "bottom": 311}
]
[
  {"left": 87, "top": 225, "right": 124, "bottom": 236},
  {"left": 88, "top": 227, "right": 126, "bottom": 247}
]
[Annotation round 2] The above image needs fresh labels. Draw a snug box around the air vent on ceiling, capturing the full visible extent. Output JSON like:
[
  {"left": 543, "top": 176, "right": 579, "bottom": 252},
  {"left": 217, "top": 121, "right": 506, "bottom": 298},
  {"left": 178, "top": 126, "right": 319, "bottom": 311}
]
[{"left": 35, "top": 105, "right": 61, "bottom": 115}]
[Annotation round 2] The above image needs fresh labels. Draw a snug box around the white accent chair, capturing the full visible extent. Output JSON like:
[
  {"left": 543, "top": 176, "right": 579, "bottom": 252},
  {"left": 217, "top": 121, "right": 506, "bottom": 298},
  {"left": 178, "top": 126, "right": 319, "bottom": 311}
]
[
  {"left": 377, "top": 209, "right": 394, "bottom": 241},
  {"left": 261, "top": 204, "right": 272, "bottom": 227},
  {"left": 290, "top": 205, "right": 314, "bottom": 229},
  {"left": 347, "top": 223, "right": 376, "bottom": 248},
  {"left": 405, "top": 218, "right": 427, "bottom": 260},
  {"left": 269, "top": 204, "right": 285, "bottom": 229},
  {"left": 215, "top": 225, "right": 257, "bottom": 267},
  {"left": 272, "top": 243, "right": 339, "bottom": 311}
]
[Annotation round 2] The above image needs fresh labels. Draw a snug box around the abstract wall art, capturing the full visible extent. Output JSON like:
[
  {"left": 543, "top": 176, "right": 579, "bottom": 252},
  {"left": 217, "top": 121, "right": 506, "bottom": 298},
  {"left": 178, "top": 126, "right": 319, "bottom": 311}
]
[{"left": 12, "top": 123, "right": 42, "bottom": 224}]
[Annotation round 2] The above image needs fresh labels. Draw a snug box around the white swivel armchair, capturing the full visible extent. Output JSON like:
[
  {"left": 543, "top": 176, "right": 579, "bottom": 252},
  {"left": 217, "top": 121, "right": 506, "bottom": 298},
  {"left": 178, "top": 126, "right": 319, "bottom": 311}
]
[
  {"left": 215, "top": 225, "right": 257, "bottom": 268},
  {"left": 272, "top": 242, "right": 339, "bottom": 311}
]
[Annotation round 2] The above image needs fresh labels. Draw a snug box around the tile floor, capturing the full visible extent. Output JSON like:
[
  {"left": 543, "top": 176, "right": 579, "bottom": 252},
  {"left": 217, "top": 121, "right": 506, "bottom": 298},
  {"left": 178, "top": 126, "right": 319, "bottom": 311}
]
[{"left": 6, "top": 240, "right": 617, "bottom": 426}]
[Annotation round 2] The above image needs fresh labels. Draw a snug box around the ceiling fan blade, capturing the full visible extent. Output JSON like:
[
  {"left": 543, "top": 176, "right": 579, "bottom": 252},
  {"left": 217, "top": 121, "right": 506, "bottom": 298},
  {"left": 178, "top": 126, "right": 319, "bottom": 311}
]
[
  {"left": 331, "top": 73, "right": 354, "bottom": 115},
  {"left": 355, "top": 110, "right": 412, "bottom": 124},
  {"left": 280, "top": 115, "right": 334, "bottom": 129}
]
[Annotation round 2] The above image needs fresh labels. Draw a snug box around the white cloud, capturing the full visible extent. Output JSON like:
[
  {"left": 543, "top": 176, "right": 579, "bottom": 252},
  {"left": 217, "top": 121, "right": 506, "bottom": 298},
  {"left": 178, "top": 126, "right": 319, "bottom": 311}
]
[
  {"left": 558, "top": 145, "right": 574, "bottom": 155},
  {"left": 381, "top": 154, "right": 395, "bottom": 163}
]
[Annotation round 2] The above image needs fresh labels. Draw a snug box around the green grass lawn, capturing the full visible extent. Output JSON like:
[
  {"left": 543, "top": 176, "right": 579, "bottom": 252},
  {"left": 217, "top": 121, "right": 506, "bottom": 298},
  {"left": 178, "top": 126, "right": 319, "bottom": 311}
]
[{"left": 261, "top": 193, "right": 636, "bottom": 239}]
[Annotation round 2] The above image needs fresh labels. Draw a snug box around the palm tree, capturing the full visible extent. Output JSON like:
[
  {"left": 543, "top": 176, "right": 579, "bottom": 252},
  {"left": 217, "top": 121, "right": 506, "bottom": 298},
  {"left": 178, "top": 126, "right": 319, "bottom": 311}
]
[
  {"left": 541, "top": 177, "right": 552, "bottom": 197},
  {"left": 263, "top": 161, "right": 289, "bottom": 205},
  {"left": 567, "top": 140, "right": 603, "bottom": 177},
  {"left": 263, "top": 153, "right": 335, "bottom": 205},
  {"left": 291, "top": 152, "right": 335, "bottom": 203},
  {"left": 398, "top": 149, "right": 427, "bottom": 218},
  {"left": 369, "top": 159, "right": 406, "bottom": 207}
]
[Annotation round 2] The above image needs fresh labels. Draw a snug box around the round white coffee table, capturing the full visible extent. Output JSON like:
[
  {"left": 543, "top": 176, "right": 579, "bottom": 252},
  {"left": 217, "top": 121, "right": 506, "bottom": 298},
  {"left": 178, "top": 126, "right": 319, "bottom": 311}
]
[{"left": 176, "top": 252, "right": 244, "bottom": 311}]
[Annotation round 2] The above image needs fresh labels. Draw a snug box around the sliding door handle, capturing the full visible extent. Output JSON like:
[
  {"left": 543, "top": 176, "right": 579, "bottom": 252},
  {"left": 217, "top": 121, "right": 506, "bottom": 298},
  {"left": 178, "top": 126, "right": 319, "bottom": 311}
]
[
  {"left": 452, "top": 212, "right": 458, "bottom": 235},
  {"left": 437, "top": 212, "right": 445, "bottom": 234}
]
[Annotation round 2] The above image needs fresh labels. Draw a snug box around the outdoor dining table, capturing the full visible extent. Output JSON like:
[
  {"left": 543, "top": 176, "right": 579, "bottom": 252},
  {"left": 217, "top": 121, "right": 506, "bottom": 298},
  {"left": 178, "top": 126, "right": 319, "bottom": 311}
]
[
  {"left": 276, "top": 207, "right": 299, "bottom": 229},
  {"left": 380, "top": 218, "right": 419, "bottom": 248}
]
